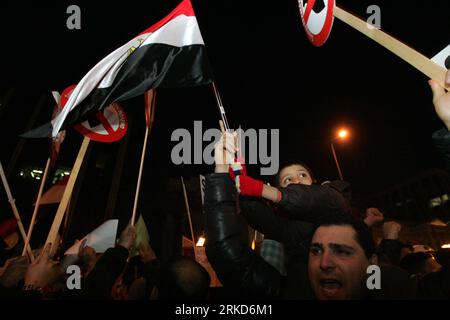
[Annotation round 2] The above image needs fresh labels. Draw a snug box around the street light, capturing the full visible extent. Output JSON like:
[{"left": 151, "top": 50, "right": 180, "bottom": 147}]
[{"left": 330, "top": 128, "right": 349, "bottom": 181}]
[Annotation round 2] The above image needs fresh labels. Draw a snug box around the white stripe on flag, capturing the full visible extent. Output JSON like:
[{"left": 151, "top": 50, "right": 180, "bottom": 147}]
[
  {"left": 50, "top": 34, "right": 151, "bottom": 137},
  {"left": 50, "top": 14, "right": 203, "bottom": 137}
]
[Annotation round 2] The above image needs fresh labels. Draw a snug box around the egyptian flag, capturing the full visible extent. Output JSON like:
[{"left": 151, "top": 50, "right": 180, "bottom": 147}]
[{"left": 23, "top": 0, "right": 212, "bottom": 138}]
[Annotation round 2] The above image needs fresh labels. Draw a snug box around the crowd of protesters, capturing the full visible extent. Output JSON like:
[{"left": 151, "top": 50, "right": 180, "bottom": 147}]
[{"left": 0, "top": 71, "right": 449, "bottom": 300}]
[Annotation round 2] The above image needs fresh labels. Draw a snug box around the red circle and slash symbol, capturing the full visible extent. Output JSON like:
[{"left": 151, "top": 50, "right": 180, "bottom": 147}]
[
  {"left": 298, "top": 0, "right": 335, "bottom": 47},
  {"left": 60, "top": 85, "right": 128, "bottom": 143}
]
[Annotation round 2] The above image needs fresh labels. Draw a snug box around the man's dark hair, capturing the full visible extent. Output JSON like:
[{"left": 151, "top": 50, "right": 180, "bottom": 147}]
[
  {"left": 314, "top": 213, "right": 376, "bottom": 259},
  {"left": 157, "top": 256, "right": 210, "bottom": 300}
]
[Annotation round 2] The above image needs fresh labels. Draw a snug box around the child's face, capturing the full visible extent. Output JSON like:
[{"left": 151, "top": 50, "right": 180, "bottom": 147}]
[{"left": 278, "top": 164, "right": 313, "bottom": 187}]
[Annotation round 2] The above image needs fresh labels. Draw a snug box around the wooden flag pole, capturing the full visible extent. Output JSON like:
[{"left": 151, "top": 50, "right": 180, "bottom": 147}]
[
  {"left": 131, "top": 126, "right": 149, "bottom": 227},
  {"left": 0, "top": 162, "right": 33, "bottom": 259},
  {"left": 58, "top": 195, "right": 72, "bottom": 258},
  {"left": 333, "top": 6, "right": 448, "bottom": 89},
  {"left": 181, "top": 176, "right": 196, "bottom": 253},
  {"left": 21, "top": 157, "right": 51, "bottom": 259},
  {"left": 45, "top": 136, "right": 90, "bottom": 254},
  {"left": 130, "top": 90, "right": 156, "bottom": 226}
]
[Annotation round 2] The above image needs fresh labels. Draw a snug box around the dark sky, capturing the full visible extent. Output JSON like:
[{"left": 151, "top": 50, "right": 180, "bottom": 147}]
[{"left": 1, "top": 0, "right": 449, "bottom": 203}]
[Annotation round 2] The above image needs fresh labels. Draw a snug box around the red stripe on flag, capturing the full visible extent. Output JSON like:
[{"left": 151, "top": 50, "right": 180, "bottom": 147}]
[{"left": 138, "top": 0, "right": 195, "bottom": 36}]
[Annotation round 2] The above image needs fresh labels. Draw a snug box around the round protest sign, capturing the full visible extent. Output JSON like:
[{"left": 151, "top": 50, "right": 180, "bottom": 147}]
[
  {"left": 298, "top": 0, "right": 335, "bottom": 47},
  {"left": 61, "top": 85, "right": 128, "bottom": 142}
]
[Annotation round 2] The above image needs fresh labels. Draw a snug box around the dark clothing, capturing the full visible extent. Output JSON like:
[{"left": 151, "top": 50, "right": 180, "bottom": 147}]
[
  {"left": 140, "top": 259, "right": 160, "bottom": 296},
  {"left": 205, "top": 173, "right": 416, "bottom": 300},
  {"left": 378, "top": 239, "right": 406, "bottom": 266},
  {"left": 369, "top": 265, "right": 416, "bottom": 299},
  {"left": 278, "top": 181, "right": 352, "bottom": 222},
  {"left": 240, "top": 199, "right": 313, "bottom": 264},
  {"left": 0, "top": 238, "right": 9, "bottom": 267},
  {"left": 432, "top": 128, "right": 450, "bottom": 171},
  {"left": 83, "top": 245, "right": 129, "bottom": 299},
  {"left": 240, "top": 180, "right": 352, "bottom": 264},
  {"left": 417, "top": 265, "right": 450, "bottom": 299},
  {"left": 205, "top": 173, "right": 283, "bottom": 298}
]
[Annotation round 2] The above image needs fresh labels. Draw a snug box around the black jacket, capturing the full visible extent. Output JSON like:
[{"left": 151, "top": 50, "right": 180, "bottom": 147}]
[
  {"left": 278, "top": 181, "right": 352, "bottom": 222},
  {"left": 205, "top": 173, "right": 283, "bottom": 298},
  {"left": 432, "top": 128, "right": 450, "bottom": 172},
  {"left": 83, "top": 245, "right": 129, "bottom": 299},
  {"left": 240, "top": 180, "right": 352, "bottom": 263}
]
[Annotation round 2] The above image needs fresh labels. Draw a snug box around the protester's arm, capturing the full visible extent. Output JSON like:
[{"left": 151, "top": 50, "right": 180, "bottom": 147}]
[
  {"left": 231, "top": 167, "right": 351, "bottom": 223},
  {"left": 240, "top": 199, "right": 314, "bottom": 246},
  {"left": 277, "top": 181, "right": 352, "bottom": 222},
  {"left": 22, "top": 243, "right": 63, "bottom": 299},
  {"left": 204, "top": 173, "right": 282, "bottom": 298},
  {"left": 363, "top": 207, "right": 384, "bottom": 228},
  {"left": 378, "top": 221, "right": 404, "bottom": 266},
  {"left": 206, "top": 131, "right": 282, "bottom": 298},
  {"left": 83, "top": 225, "right": 135, "bottom": 299}
]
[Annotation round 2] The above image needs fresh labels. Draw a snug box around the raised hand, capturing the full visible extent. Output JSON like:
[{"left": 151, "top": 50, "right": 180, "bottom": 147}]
[
  {"left": 118, "top": 224, "right": 136, "bottom": 251},
  {"left": 139, "top": 242, "right": 157, "bottom": 264},
  {"left": 363, "top": 207, "right": 384, "bottom": 228},
  {"left": 429, "top": 69, "right": 450, "bottom": 130},
  {"left": 24, "top": 243, "right": 63, "bottom": 290},
  {"left": 382, "top": 221, "right": 402, "bottom": 240}
]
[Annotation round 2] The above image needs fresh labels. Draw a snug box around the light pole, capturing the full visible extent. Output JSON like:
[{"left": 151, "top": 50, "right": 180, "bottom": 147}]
[{"left": 330, "top": 129, "right": 349, "bottom": 181}]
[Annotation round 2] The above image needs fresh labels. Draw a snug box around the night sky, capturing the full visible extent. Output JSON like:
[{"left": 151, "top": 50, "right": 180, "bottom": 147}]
[{"left": 1, "top": 0, "right": 450, "bottom": 213}]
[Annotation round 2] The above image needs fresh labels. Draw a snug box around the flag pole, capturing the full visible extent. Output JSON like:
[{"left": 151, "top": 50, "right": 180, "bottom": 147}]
[
  {"left": 131, "top": 90, "right": 156, "bottom": 226},
  {"left": 219, "top": 120, "right": 227, "bottom": 165},
  {"left": 58, "top": 195, "right": 72, "bottom": 258},
  {"left": 45, "top": 136, "right": 90, "bottom": 256},
  {"left": 21, "top": 157, "right": 51, "bottom": 259},
  {"left": 181, "top": 176, "right": 196, "bottom": 254},
  {"left": 131, "top": 127, "right": 149, "bottom": 227},
  {"left": 333, "top": 6, "right": 448, "bottom": 89},
  {"left": 0, "top": 162, "right": 34, "bottom": 259},
  {"left": 212, "top": 82, "right": 231, "bottom": 131}
]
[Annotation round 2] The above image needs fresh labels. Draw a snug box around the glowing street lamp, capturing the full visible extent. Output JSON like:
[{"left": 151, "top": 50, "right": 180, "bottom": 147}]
[
  {"left": 330, "top": 128, "right": 350, "bottom": 181},
  {"left": 338, "top": 129, "right": 348, "bottom": 139}
]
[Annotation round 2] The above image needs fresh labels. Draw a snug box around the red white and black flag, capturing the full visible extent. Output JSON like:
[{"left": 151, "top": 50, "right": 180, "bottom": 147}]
[{"left": 23, "top": 0, "right": 212, "bottom": 138}]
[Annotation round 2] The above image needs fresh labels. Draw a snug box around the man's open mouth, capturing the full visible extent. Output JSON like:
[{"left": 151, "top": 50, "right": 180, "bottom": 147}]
[{"left": 320, "top": 279, "right": 343, "bottom": 290}]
